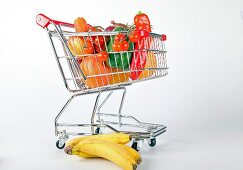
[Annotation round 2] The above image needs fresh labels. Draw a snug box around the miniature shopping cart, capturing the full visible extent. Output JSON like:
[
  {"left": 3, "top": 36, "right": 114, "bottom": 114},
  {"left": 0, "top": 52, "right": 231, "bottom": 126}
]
[{"left": 36, "top": 14, "right": 168, "bottom": 151}]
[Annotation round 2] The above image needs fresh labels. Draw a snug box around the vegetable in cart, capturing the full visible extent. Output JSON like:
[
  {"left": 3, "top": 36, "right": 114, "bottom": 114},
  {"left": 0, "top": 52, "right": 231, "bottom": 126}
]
[
  {"left": 106, "top": 27, "right": 133, "bottom": 70},
  {"left": 130, "top": 11, "right": 152, "bottom": 80}
]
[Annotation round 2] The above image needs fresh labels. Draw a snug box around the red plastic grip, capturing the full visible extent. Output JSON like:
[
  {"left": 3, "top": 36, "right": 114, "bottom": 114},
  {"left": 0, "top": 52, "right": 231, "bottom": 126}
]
[
  {"left": 161, "top": 34, "right": 167, "bottom": 41},
  {"left": 36, "top": 13, "right": 74, "bottom": 28}
]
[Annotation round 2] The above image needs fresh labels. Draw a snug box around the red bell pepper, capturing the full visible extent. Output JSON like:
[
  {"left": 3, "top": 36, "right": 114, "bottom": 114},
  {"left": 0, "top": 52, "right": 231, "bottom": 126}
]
[
  {"left": 134, "top": 11, "right": 151, "bottom": 32},
  {"left": 130, "top": 11, "right": 152, "bottom": 80}
]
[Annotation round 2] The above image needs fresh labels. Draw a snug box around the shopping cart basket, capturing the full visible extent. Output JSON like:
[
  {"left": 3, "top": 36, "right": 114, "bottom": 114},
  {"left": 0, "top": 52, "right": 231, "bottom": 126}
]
[{"left": 36, "top": 14, "right": 168, "bottom": 151}]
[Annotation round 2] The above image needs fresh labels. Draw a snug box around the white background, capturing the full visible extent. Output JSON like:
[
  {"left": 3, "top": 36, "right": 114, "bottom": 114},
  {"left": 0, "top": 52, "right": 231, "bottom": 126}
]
[{"left": 0, "top": 0, "right": 243, "bottom": 170}]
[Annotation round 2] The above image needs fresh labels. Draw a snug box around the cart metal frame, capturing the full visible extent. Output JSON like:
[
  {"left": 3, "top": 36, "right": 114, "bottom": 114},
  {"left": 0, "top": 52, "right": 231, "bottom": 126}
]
[{"left": 36, "top": 14, "right": 168, "bottom": 150}]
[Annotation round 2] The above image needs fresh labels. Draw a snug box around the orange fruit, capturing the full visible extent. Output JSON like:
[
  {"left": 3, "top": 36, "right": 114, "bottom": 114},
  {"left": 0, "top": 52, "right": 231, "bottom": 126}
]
[
  {"left": 74, "top": 17, "right": 88, "bottom": 32},
  {"left": 109, "top": 68, "right": 130, "bottom": 85},
  {"left": 138, "top": 52, "right": 157, "bottom": 80},
  {"left": 80, "top": 56, "right": 111, "bottom": 88},
  {"left": 67, "top": 36, "right": 94, "bottom": 59}
]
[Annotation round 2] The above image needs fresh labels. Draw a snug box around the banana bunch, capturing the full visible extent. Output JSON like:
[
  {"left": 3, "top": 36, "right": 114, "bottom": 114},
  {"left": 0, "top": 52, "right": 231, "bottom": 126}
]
[{"left": 64, "top": 133, "right": 141, "bottom": 170}]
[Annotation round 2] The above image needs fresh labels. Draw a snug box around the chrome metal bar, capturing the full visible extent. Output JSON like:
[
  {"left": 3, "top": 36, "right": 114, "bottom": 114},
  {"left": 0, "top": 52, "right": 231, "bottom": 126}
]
[
  {"left": 97, "top": 112, "right": 143, "bottom": 125},
  {"left": 118, "top": 87, "right": 126, "bottom": 127},
  {"left": 60, "top": 36, "right": 80, "bottom": 90},
  {"left": 64, "top": 67, "right": 168, "bottom": 80},
  {"left": 49, "top": 30, "right": 163, "bottom": 38},
  {"left": 57, "top": 123, "right": 119, "bottom": 134},
  {"left": 97, "top": 91, "right": 113, "bottom": 122},
  {"left": 49, "top": 21, "right": 86, "bottom": 80},
  {"left": 98, "top": 120, "right": 160, "bottom": 129},
  {"left": 91, "top": 93, "right": 101, "bottom": 125},
  {"left": 54, "top": 95, "right": 76, "bottom": 136},
  {"left": 46, "top": 28, "right": 70, "bottom": 91}
]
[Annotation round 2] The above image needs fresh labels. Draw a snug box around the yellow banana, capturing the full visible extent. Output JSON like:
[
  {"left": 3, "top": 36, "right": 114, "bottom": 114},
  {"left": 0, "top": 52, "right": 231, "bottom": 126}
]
[
  {"left": 118, "top": 144, "right": 142, "bottom": 164},
  {"left": 66, "top": 133, "right": 131, "bottom": 147},
  {"left": 65, "top": 141, "right": 142, "bottom": 164},
  {"left": 71, "top": 139, "right": 137, "bottom": 170},
  {"left": 64, "top": 145, "right": 96, "bottom": 158}
]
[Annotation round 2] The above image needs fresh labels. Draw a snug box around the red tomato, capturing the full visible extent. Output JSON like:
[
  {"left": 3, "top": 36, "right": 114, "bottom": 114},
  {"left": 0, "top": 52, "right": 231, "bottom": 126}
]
[
  {"left": 121, "top": 41, "right": 129, "bottom": 51},
  {"left": 95, "top": 36, "right": 106, "bottom": 47},
  {"left": 87, "top": 26, "right": 97, "bottom": 42},
  {"left": 114, "top": 33, "right": 126, "bottom": 43},
  {"left": 129, "top": 30, "right": 141, "bottom": 42},
  {"left": 112, "top": 42, "right": 121, "bottom": 52},
  {"left": 97, "top": 51, "right": 109, "bottom": 62}
]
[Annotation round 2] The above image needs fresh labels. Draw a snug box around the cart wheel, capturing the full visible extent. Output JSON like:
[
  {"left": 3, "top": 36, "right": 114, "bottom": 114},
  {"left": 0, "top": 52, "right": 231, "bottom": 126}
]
[
  {"left": 95, "top": 127, "right": 101, "bottom": 134},
  {"left": 131, "top": 142, "right": 140, "bottom": 151},
  {"left": 148, "top": 138, "right": 156, "bottom": 147},
  {"left": 56, "top": 140, "right": 65, "bottom": 149}
]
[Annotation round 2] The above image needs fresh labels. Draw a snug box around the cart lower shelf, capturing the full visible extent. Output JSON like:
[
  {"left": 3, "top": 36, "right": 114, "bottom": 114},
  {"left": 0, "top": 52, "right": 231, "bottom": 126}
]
[
  {"left": 56, "top": 114, "right": 166, "bottom": 151},
  {"left": 55, "top": 87, "right": 166, "bottom": 151}
]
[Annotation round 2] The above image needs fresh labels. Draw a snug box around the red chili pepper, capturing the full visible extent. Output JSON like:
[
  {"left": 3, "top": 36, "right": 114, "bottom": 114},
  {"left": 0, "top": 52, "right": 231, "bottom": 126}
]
[{"left": 130, "top": 11, "right": 152, "bottom": 80}]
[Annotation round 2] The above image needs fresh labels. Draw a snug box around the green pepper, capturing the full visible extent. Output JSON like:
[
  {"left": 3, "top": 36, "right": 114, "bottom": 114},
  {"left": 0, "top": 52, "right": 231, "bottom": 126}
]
[{"left": 106, "top": 27, "right": 133, "bottom": 70}]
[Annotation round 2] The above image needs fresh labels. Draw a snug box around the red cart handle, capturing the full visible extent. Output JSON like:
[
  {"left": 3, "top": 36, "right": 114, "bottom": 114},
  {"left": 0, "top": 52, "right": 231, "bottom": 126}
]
[{"left": 36, "top": 13, "right": 74, "bottom": 28}]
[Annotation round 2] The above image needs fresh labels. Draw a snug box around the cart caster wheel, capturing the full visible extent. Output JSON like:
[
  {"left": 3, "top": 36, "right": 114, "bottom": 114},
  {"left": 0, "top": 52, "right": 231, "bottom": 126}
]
[
  {"left": 148, "top": 138, "right": 156, "bottom": 147},
  {"left": 95, "top": 127, "right": 101, "bottom": 134},
  {"left": 131, "top": 142, "right": 140, "bottom": 151},
  {"left": 56, "top": 140, "right": 65, "bottom": 149}
]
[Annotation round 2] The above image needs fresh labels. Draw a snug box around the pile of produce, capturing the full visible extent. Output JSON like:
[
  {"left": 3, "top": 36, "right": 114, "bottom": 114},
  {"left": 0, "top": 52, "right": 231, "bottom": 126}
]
[
  {"left": 67, "top": 11, "right": 158, "bottom": 89},
  {"left": 64, "top": 133, "right": 141, "bottom": 170}
]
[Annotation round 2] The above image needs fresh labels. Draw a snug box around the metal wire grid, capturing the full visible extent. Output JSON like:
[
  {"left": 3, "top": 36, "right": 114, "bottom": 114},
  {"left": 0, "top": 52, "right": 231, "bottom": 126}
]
[{"left": 46, "top": 23, "right": 168, "bottom": 93}]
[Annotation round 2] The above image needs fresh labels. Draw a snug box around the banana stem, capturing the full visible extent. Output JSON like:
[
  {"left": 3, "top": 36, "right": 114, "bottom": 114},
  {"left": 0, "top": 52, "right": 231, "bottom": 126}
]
[{"left": 64, "top": 145, "right": 73, "bottom": 155}]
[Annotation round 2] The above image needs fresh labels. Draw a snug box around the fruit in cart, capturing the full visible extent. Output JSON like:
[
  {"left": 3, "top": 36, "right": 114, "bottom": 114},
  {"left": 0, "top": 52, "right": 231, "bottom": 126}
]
[
  {"left": 105, "top": 25, "right": 115, "bottom": 31},
  {"left": 109, "top": 68, "right": 130, "bottom": 85},
  {"left": 138, "top": 52, "right": 157, "bottom": 79},
  {"left": 112, "top": 42, "right": 121, "bottom": 52},
  {"left": 114, "top": 33, "right": 126, "bottom": 43},
  {"left": 94, "top": 35, "right": 109, "bottom": 53},
  {"left": 67, "top": 36, "right": 94, "bottom": 59},
  {"left": 80, "top": 56, "right": 112, "bottom": 88},
  {"left": 74, "top": 17, "right": 89, "bottom": 32},
  {"left": 88, "top": 27, "right": 110, "bottom": 53},
  {"left": 97, "top": 51, "right": 109, "bottom": 62},
  {"left": 112, "top": 33, "right": 129, "bottom": 52},
  {"left": 65, "top": 138, "right": 139, "bottom": 170},
  {"left": 106, "top": 27, "right": 133, "bottom": 69},
  {"left": 112, "top": 41, "right": 129, "bottom": 52},
  {"left": 66, "top": 133, "right": 131, "bottom": 147},
  {"left": 128, "top": 30, "right": 141, "bottom": 43},
  {"left": 121, "top": 41, "right": 129, "bottom": 51},
  {"left": 87, "top": 25, "right": 98, "bottom": 42}
]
